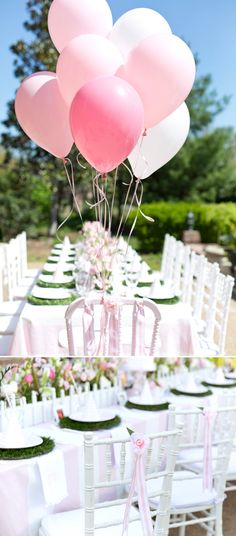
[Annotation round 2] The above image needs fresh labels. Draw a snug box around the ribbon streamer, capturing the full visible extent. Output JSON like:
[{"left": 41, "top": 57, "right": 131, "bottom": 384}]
[
  {"left": 122, "top": 433, "right": 153, "bottom": 536},
  {"left": 83, "top": 302, "right": 96, "bottom": 356}
]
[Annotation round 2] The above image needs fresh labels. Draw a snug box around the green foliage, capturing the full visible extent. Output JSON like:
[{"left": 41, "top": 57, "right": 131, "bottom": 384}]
[
  {"left": 128, "top": 202, "right": 236, "bottom": 253},
  {"left": 0, "top": 162, "right": 51, "bottom": 240}
]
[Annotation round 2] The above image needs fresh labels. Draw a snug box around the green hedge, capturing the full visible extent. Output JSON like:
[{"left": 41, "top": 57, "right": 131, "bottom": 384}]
[{"left": 127, "top": 202, "right": 236, "bottom": 253}]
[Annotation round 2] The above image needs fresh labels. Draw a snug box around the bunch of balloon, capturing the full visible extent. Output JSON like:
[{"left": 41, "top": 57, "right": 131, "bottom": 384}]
[{"left": 14, "top": 0, "right": 195, "bottom": 226}]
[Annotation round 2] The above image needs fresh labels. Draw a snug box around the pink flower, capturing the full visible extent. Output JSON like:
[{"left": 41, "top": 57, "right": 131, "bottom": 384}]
[
  {"left": 24, "top": 374, "right": 33, "bottom": 384},
  {"left": 131, "top": 433, "right": 149, "bottom": 455},
  {"left": 80, "top": 372, "right": 87, "bottom": 382},
  {"left": 48, "top": 368, "right": 56, "bottom": 380}
]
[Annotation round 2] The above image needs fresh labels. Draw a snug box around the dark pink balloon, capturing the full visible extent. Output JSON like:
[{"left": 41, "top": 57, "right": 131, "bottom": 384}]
[{"left": 70, "top": 76, "right": 144, "bottom": 173}]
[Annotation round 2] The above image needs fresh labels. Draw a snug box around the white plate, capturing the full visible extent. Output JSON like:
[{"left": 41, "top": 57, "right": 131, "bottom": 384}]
[
  {"left": 0, "top": 434, "right": 43, "bottom": 449},
  {"left": 51, "top": 249, "right": 75, "bottom": 257},
  {"left": 129, "top": 396, "right": 164, "bottom": 405},
  {"left": 69, "top": 410, "right": 117, "bottom": 423},
  {"left": 137, "top": 287, "right": 176, "bottom": 300},
  {"left": 31, "top": 286, "right": 72, "bottom": 300},
  {"left": 54, "top": 244, "right": 75, "bottom": 250},
  {"left": 38, "top": 274, "right": 74, "bottom": 284},
  {"left": 43, "top": 262, "right": 74, "bottom": 273}
]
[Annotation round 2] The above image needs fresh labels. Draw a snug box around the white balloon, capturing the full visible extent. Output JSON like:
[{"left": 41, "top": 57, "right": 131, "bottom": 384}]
[
  {"left": 128, "top": 103, "right": 190, "bottom": 179},
  {"left": 109, "top": 8, "right": 171, "bottom": 59}
]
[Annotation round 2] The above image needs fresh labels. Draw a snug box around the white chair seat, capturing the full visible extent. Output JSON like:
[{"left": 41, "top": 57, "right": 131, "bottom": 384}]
[
  {"left": 0, "top": 300, "right": 25, "bottom": 316},
  {"left": 40, "top": 504, "right": 141, "bottom": 536},
  {"left": 0, "top": 334, "right": 13, "bottom": 355},
  {"left": 147, "top": 470, "right": 217, "bottom": 511},
  {"left": 0, "top": 315, "right": 19, "bottom": 335},
  {"left": 179, "top": 446, "right": 236, "bottom": 481}
]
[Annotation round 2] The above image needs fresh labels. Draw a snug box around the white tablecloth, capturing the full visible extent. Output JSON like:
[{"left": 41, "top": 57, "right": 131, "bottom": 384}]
[{"left": 9, "top": 301, "right": 200, "bottom": 357}]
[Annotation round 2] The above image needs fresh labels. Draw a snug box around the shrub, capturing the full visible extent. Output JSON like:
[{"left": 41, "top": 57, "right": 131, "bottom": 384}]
[{"left": 127, "top": 202, "right": 236, "bottom": 253}]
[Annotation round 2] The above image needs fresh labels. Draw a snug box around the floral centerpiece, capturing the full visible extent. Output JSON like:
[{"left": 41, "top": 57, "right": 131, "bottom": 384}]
[
  {"left": 77, "top": 221, "right": 117, "bottom": 292},
  {"left": 0, "top": 358, "right": 119, "bottom": 403}
]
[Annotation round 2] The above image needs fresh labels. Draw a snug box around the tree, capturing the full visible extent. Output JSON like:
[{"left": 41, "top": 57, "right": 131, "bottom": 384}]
[{"left": 1, "top": 0, "right": 78, "bottom": 236}]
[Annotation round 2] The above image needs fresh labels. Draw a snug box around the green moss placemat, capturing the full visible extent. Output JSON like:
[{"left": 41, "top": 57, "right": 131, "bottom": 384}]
[
  {"left": 125, "top": 401, "right": 169, "bottom": 411},
  {"left": 51, "top": 253, "right": 75, "bottom": 258},
  {"left": 137, "top": 282, "right": 152, "bottom": 288},
  {"left": 202, "top": 381, "right": 236, "bottom": 389},
  {"left": 136, "top": 294, "right": 180, "bottom": 305},
  {"left": 28, "top": 294, "right": 76, "bottom": 306},
  {"left": 59, "top": 415, "right": 121, "bottom": 431},
  {"left": 47, "top": 259, "right": 74, "bottom": 264},
  {"left": 0, "top": 437, "right": 55, "bottom": 460},
  {"left": 37, "top": 280, "right": 75, "bottom": 290},
  {"left": 42, "top": 269, "right": 73, "bottom": 277},
  {"left": 170, "top": 388, "right": 212, "bottom": 397}
]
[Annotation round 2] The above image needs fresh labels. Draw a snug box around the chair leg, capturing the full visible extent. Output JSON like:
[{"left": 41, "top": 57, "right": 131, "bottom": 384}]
[
  {"left": 179, "top": 516, "right": 186, "bottom": 536},
  {"left": 215, "top": 502, "right": 223, "bottom": 536},
  {"left": 206, "top": 516, "right": 215, "bottom": 536}
]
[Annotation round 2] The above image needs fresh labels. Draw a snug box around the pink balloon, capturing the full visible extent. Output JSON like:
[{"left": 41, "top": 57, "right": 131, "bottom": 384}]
[
  {"left": 15, "top": 72, "right": 73, "bottom": 158},
  {"left": 57, "top": 34, "right": 123, "bottom": 105},
  {"left": 118, "top": 34, "right": 196, "bottom": 128},
  {"left": 70, "top": 76, "right": 144, "bottom": 173},
  {"left": 48, "top": 0, "right": 113, "bottom": 52}
]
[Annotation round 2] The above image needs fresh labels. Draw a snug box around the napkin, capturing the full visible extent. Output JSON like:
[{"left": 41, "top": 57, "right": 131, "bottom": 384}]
[
  {"left": 3, "top": 413, "right": 25, "bottom": 448},
  {"left": 81, "top": 392, "right": 101, "bottom": 422},
  {"left": 53, "top": 262, "right": 65, "bottom": 283},
  {"left": 215, "top": 368, "right": 225, "bottom": 383},
  {"left": 37, "top": 449, "right": 68, "bottom": 505},
  {"left": 140, "top": 262, "right": 149, "bottom": 279},
  {"left": 184, "top": 375, "right": 199, "bottom": 393},
  {"left": 149, "top": 277, "right": 162, "bottom": 297},
  {"left": 63, "top": 236, "right": 71, "bottom": 249},
  {"left": 140, "top": 380, "right": 154, "bottom": 404}
]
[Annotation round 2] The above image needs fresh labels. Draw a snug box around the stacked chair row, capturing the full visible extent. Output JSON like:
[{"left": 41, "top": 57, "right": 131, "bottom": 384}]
[
  {"left": 38, "top": 395, "right": 236, "bottom": 535},
  {"left": 159, "top": 233, "right": 234, "bottom": 356},
  {"left": 0, "top": 231, "right": 38, "bottom": 355}
]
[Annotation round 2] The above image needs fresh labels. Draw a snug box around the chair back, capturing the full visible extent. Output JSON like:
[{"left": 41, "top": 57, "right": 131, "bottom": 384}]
[
  {"left": 168, "top": 403, "right": 236, "bottom": 500},
  {"left": 204, "top": 273, "right": 234, "bottom": 354},
  {"left": 84, "top": 424, "right": 182, "bottom": 535},
  {"left": 65, "top": 296, "right": 161, "bottom": 357}
]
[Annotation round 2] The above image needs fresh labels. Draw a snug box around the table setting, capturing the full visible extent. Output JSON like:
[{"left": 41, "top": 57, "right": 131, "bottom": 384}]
[
  {"left": 9, "top": 224, "right": 200, "bottom": 357},
  {"left": 1, "top": 357, "right": 236, "bottom": 535}
]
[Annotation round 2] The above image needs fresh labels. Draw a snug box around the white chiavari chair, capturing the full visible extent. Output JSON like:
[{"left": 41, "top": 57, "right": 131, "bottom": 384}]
[
  {"left": 39, "top": 424, "right": 183, "bottom": 536},
  {"left": 147, "top": 404, "right": 236, "bottom": 535},
  {"left": 199, "top": 272, "right": 234, "bottom": 356},
  {"left": 62, "top": 296, "right": 161, "bottom": 357}
]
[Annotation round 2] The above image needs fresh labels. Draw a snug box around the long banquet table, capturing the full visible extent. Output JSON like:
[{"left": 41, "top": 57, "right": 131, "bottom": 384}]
[
  {"left": 9, "top": 300, "right": 200, "bottom": 356},
  {"left": 8, "top": 241, "right": 200, "bottom": 357},
  {"left": 0, "top": 404, "right": 168, "bottom": 536}
]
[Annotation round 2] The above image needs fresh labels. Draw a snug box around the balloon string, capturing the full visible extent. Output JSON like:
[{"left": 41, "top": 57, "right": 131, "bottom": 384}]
[
  {"left": 63, "top": 158, "right": 83, "bottom": 222},
  {"left": 115, "top": 162, "right": 134, "bottom": 239},
  {"left": 109, "top": 166, "right": 119, "bottom": 235},
  {"left": 76, "top": 152, "right": 87, "bottom": 170},
  {"left": 87, "top": 173, "right": 111, "bottom": 231}
]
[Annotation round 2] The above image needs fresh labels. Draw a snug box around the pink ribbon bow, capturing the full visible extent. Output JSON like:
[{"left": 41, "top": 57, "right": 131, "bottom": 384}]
[
  {"left": 122, "top": 433, "right": 153, "bottom": 536},
  {"left": 83, "top": 302, "right": 96, "bottom": 356},
  {"left": 203, "top": 408, "right": 214, "bottom": 491},
  {"left": 132, "top": 301, "right": 146, "bottom": 356}
]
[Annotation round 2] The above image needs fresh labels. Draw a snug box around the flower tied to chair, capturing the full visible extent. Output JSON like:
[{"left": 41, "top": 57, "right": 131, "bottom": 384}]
[
  {"left": 203, "top": 407, "right": 214, "bottom": 491},
  {"left": 83, "top": 302, "right": 96, "bottom": 356},
  {"left": 132, "top": 300, "right": 146, "bottom": 356},
  {"left": 122, "top": 433, "right": 153, "bottom": 536},
  {"left": 97, "top": 297, "right": 121, "bottom": 356}
]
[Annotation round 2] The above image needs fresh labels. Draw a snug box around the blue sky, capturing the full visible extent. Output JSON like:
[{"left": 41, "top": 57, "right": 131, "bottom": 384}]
[{"left": 1, "top": 0, "right": 236, "bottom": 133}]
